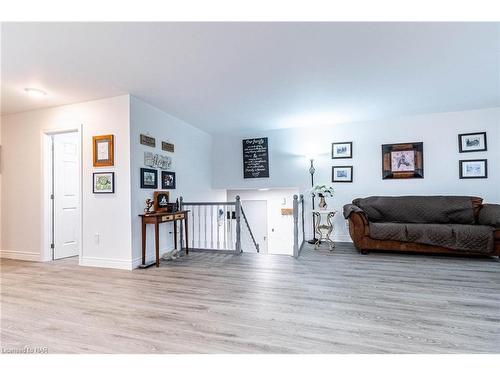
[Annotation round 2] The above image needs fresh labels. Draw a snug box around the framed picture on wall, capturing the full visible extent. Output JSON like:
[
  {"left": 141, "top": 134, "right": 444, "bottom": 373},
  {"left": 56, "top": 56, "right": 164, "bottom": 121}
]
[
  {"left": 140, "top": 168, "right": 157, "bottom": 189},
  {"left": 458, "top": 132, "right": 487, "bottom": 153},
  {"left": 459, "top": 159, "right": 487, "bottom": 179},
  {"left": 332, "top": 142, "right": 352, "bottom": 159},
  {"left": 382, "top": 142, "right": 424, "bottom": 179},
  {"left": 161, "top": 171, "right": 176, "bottom": 189},
  {"left": 93, "top": 172, "right": 115, "bottom": 193},
  {"left": 93, "top": 134, "right": 114, "bottom": 167},
  {"left": 332, "top": 166, "right": 353, "bottom": 182},
  {"left": 140, "top": 134, "right": 156, "bottom": 148}
]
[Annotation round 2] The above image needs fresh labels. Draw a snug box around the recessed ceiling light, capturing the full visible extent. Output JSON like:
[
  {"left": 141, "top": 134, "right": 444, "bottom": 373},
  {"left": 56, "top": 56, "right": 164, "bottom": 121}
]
[{"left": 24, "top": 87, "right": 48, "bottom": 98}]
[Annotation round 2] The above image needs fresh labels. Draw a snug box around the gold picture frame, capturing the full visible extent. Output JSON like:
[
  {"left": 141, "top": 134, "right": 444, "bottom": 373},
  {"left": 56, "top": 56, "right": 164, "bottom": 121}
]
[{"left": 93, "top": 134, "right": 114, "bottom": 167}]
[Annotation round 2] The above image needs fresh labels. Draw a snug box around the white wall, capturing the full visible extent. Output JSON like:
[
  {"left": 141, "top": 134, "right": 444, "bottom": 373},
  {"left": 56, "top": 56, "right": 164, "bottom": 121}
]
[
  {"left": 0, "top": 96, "right": 133, "bottom": 267},
  {"left": 227, "top": 188, "right": 298, "bottom": 255},
  {"left": 214, "top": 108, "right": 500, "bottom": 241},
  {"left": 130, "top": 97, "right": 224, "bottom": 267}
]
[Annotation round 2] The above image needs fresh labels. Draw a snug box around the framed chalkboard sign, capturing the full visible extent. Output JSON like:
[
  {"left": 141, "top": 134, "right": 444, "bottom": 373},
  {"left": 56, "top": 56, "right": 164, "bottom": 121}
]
[{"left": 243, "top": 137, "right": 270, "bottom": 178}]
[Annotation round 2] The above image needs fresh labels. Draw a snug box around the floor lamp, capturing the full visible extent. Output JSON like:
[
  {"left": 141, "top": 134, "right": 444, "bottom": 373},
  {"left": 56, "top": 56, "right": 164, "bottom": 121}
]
[{"left": 307, "top": 158, "right": 318, "bottom": 244}]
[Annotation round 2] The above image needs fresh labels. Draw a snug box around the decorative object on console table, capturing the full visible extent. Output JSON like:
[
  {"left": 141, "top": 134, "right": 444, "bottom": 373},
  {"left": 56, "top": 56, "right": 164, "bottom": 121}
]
[
  {"left": 92, "top": 134, "right": 114, "bottom": 167},
  {"left": 153, "top": 191, "right": 171, "bottom": 212},
  {"left": 312, "top": 210, "right": 336, "bottom": 251},
  {"left": 140, "top": 168, "right": 158, "bottom": 189},
  {"left": 161, "top": 171, "right": 176, "bottom": 189},
  {"left": 459, "top": 159, "right": 488, "bottom": 179},
  {"left": 242, "top": 137, "right": 270, "bottom": 178},
  {"left": 162, "top": 141, "right": 175, "bottom": 153},
  {"left": 311, "top": 185, "right": 334, "bottom": 210},
  {"left": 458, "top": 132, "right": 487, "bottom": 153},
  {"left": 332, "top": 166, "right": 353, "bottom": 182},
  {"left": 332, "top": 142, "right": 352, "bottom": 159},
  {"left": 144, "top": 198, "right": 154, "bottom": 214},
  {"left": 140, "top": 134, "right": 156, "bottom": 148},
  {"left": 93, "top": 172, "right": 115, "bottom": 193},
  {"left": 382, "top": 142, "right": 424, "bottom": 179}
]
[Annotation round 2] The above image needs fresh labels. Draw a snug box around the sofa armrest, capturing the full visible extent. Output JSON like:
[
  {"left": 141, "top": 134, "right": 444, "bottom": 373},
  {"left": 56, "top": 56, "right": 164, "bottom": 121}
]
[
  {"left": 343, "top": 204, "right": 370, "bottom": 237},
  {"left": 343, "top": 204, "right": 367, "bottom": 221},
  {"left": 478, "top": 204, "right": 500, "bottom": 228}
]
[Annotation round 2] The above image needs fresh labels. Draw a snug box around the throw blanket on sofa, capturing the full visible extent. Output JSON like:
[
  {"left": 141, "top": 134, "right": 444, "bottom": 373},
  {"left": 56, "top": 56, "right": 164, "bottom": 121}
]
[
  {"left": 353, "top": 196, "right": 478, "bottom": 224},
  {"left": 369, "top": 222, "right": 494, "bottom": 253}
]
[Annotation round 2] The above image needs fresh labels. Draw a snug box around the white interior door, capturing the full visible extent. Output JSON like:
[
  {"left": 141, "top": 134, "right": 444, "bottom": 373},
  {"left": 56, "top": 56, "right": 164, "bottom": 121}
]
[
  {"left": 241, "top": 200, "right": 268, "bottom": 253},
  {"left": 53, "top": 131, "right": 80, "bottom": 259}
]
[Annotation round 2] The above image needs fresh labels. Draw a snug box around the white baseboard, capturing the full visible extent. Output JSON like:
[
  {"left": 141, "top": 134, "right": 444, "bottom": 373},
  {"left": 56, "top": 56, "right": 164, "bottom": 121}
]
[
  {"left": 0, "top": 249, "right": 40, "bottom": 262},
  {"left": 304, "top": 233, "right": 353, "bottom": 243},
  {"left": 334, "top": 234, "right": 353, "bottom": 242},
  {"left": 132, "top": 256, "right": 145, "bottom": 269},
  {"left": 79, "top": 256, "right": 134, "bottom": 270}
]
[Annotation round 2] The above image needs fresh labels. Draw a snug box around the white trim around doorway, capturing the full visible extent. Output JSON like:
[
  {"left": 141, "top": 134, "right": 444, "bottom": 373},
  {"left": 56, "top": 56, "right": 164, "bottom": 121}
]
[{"left": 41, "top": 125, "right": 83, "bottom": 263}]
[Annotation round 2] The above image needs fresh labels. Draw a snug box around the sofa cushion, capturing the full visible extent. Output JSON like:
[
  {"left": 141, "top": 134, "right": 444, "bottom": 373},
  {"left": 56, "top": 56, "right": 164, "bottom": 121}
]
[
  {"left": 353, "top": 196, "right": 479, "bottom": 224},
  {"left": 369, "top": 222, "right": 494, "bottom": 253},
  {"left": 478, "top": 204, "right": 500, "bottom": 228}
]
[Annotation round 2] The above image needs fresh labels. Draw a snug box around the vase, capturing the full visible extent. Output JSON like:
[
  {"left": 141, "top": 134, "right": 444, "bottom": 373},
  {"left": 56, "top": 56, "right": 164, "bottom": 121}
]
[{"left": 318, "top": 196, "right": 327, "bottom": 210}]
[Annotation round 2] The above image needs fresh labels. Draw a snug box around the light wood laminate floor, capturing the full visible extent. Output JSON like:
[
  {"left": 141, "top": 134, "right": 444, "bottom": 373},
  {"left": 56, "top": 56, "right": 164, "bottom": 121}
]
[{"left": 1, "top": 243, "right": 499, "bottom": 353}]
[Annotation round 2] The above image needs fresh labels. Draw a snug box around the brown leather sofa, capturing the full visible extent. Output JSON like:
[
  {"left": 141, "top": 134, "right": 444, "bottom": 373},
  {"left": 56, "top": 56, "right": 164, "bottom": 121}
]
[{"left": 344, "top": 196, "right": 500, "bottom": 257}]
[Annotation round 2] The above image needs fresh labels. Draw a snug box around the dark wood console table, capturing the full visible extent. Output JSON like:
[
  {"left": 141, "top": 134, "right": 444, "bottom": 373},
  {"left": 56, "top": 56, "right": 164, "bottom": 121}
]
[{"left": 138, "top": 210, "right": 189, "bottom": 268}]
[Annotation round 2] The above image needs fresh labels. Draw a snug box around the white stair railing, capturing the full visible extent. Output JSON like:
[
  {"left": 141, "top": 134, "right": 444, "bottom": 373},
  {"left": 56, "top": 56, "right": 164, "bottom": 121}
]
[{"left": 179, "top": 195, "right": 259, "bottom": 254}]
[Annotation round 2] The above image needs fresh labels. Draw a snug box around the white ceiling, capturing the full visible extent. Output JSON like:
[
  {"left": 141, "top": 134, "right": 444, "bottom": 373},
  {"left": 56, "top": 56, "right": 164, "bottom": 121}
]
[{"left": 1, "top": 22, "right": 499, "bottom": 133}]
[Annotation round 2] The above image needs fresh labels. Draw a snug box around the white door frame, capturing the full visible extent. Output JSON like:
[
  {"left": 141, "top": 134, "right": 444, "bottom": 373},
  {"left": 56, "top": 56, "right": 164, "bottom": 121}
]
[
  {"left": 41, "top": 125, "right": 83, "bottom": 262},
  {"left": 241, "top": 199, "right": 268, "bottom": 254}
]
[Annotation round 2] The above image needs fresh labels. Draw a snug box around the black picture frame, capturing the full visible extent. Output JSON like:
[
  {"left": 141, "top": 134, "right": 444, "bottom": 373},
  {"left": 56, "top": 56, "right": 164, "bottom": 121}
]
[
  {"left": 242, "top": 137, "right": 270, "bottom": 179},
  {"left": 381, "top": 142, "right": 424, "bottom": 179},
  {"left": 93, "top": 172, "right": 115, "bottom": 194},
  {"left": 161, "top": 171, "right": 176, "bottom": 189},
  {"left": 458, "top": 132, "right": 487, "bottom": 153},
  {"left": 332, "top": 166, "right": 353, "bottom": 182},
  {"left": 459, "top": 159, "right": 488, "bottom": 179},
  {"left": 140, "top": 168, "right": 157, "bottom": 189},
  {"left": 331, "top": 142, "right": 353, "bottom": 159}
]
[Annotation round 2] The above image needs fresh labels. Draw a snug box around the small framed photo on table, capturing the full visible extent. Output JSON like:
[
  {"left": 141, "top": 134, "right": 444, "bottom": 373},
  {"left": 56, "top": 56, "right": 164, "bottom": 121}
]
[
  {"left": 332, "top": 142, "right": 352, "bottom": 159},
  {"left": 332, "top": 166, "right": 353, "bottom": 182},
  {"left": 459, "top": 159, "right": 487, "bottom": 179},
  {"left": 161, "top": 171, "right": 176, "bottom": 189},
  {"left": 458, "top": 132, "right": 487, "bottom": 153},
  {"left": 153, "top": 191, "right": 171, "bottom": 212},
  {"left": 141, "top": 168, "right": 158, "bottom": 189},
  {"left": 93, "top": 172, "right": 115, "bottom": 194},
  {"left": 93, "top": 135, "right": 114, "bottom": 167}
]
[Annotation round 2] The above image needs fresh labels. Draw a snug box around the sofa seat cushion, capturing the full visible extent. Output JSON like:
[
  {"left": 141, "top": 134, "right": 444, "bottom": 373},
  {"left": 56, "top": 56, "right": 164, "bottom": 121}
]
[
  {"left": 369, "top": 222, "right": 495, "bottom": 253},
  {"left": 354, "top": 196, "right": 479, "bottom": 224}
]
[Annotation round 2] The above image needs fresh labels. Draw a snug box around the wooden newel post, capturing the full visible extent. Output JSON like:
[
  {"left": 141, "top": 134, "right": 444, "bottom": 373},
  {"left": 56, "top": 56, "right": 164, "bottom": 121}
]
[
  {"left": 235, "top": 195, "right": 242, "bottom": 255},
  {"left": 179, "top": 196, "right": 184, "bottom": 250},
  {"left": 293, "top": 194, "right": 299, "bottom": 258}
]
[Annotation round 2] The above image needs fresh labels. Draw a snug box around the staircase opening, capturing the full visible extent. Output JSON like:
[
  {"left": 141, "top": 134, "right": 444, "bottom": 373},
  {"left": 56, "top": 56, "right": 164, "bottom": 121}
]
[
  {"left": 179, "top": 188, "right": 304, "bottom": 257},
  {"left": 226, "top": 188, "right": 299, "bottom": 256}
]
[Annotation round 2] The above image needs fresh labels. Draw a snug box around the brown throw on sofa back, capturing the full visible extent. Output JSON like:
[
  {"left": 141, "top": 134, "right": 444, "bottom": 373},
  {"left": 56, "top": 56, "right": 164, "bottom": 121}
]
[{"left": 352, "top": 196, "right": 481, "bottom": 224}]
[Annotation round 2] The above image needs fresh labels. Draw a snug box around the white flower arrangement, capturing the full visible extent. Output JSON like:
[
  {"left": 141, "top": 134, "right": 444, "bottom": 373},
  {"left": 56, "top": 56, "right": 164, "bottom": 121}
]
[{"left": 310, "top": 184, "right": 334, "bottom": 198}]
